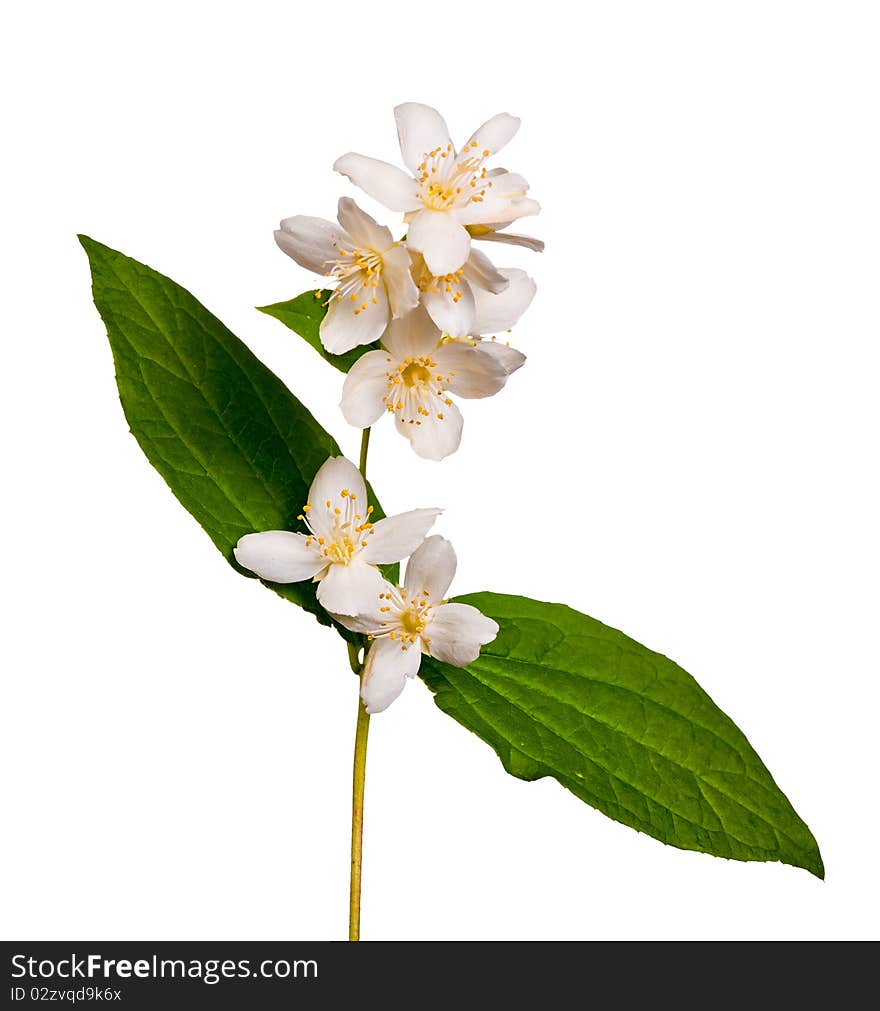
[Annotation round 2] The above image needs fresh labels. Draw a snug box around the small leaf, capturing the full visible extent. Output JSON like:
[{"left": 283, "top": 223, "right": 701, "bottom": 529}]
[
  {"left": 80, "top": 236, "right": 394, "bottom": 632},
  {"left": 421, "top": 592, "right": 823, "bottom": 877},
  {"left": 258, "top": 290, "right": 378, "bottom": 373}
]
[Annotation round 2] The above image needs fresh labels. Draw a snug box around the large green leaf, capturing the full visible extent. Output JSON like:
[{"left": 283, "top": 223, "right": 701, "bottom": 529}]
[
  {"left": 258, "top": 290, "right": 378, "bottom": 373},
  {"left": 421, "top": 592, "right": 823, "bottom": 877},
  {"left": 80, "top": 236, "right": 393, "bottom": 631}
]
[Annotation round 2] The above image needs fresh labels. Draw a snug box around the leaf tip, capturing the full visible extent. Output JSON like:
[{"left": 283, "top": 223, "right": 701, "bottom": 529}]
[
  {"left": 806, "top": 848, "right": 825, "bottom": 881},
  {"left": 782, "top": 831, "right": 824, "bottom": 879}
]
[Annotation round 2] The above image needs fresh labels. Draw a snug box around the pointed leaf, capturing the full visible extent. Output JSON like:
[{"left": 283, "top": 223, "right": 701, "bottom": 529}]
[
  {"left": 80, "top": 236, "right": 394, "bottom": 632},
  {"left": 421, "top": 592, "right": 823, "bottom": 877}
]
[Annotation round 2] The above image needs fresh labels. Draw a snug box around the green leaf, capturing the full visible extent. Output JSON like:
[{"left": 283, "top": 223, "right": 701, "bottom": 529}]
[
  {"left": 80, "top": 235, "right": 394, "bottom": 633},
  {"left": 258, "top": 290, "right": 378, "bottom": 373},
  {"left": 421, "top": 592, "right": 823, "bottom": 877}
]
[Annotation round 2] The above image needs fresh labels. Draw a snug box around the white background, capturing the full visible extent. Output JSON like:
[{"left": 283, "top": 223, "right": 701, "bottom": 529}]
[{"left": 2, "top": 1, "right": 878, "bottom": 941}]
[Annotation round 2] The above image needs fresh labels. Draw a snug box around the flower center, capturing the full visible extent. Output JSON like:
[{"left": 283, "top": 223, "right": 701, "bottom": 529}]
[
  {"left": 416, "top": 143, "right": 494, "bottom": 211},
  {"left": 416, "top": 262, "right": 466, "bottom": 305},
  {"left": 381, "top": 355, "right": 455, "bottom": 426},
  {"left": 400, "top": 607, "right": 427, "bottom": 636},
  {"left": 401, "top": 362, "right": 432, "bottom": 387},
  {"left": 324, "top": 245, "right": 383, "bottom": 317},
  {"left": 373, "top": 587, "right": 435, "bottom": 650},
  {"left": 297, "top": 491, "right": 375, "bottom": 566}
]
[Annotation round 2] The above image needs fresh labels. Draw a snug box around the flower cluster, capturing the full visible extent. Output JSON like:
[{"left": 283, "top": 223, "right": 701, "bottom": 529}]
[
  {"left": 235, "top": 457, "right": 497, "bottom": 713},
  {"left": 237, "top": 104, "right": 540, "bottom": 712},
  {"left": 275, "top": 102, "right": 541, "bottom": 462}
]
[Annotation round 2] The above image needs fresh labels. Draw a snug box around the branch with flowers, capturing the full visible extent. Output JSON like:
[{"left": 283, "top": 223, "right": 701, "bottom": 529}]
[{"left": 80, "top": 102, "right": 822, "bottom": 940}]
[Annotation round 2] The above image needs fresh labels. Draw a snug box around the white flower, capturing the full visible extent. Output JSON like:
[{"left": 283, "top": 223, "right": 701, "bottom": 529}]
[
  {"left": 334, "top": 536, "right": 499, "bottom": 713},
  {"left": 274, "top": 197, "right": 419, "bottom": 355},
  {"left": 234, "top": 456, "right": 440, "bottom": 616},
  {"left": 334, "top": 103, "right": 540, "bottom": 276},
  {"left": 340, "top": 305, "right": 512, "bottom": 461},
  {"left": 412, "top": 247, "right": 510, "bottom": 338}
]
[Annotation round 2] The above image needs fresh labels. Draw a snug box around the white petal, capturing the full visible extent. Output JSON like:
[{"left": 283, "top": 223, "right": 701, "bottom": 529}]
[
  {"left": 233, "top": 531, "right": 323, "bottom": 583},
  {"left": 476, "top": 340, "right": 526, "bottom": 375},
  {"left": 396, "top": 390, "right": 463, "bottom": 460},
  {"left": 463, "top": 113, "right": 520, "bottom": 158},
  {"left": 330, "top": 581, "right": 393, "bottom": 635},
  {"left": 457, "top": 195, "right": 540, "bottom": 227},
  {"left": 485, "top": 171, "right": 530, "bottom": 196},
  {"left": 403, "top": 535, "right": 457, "bottom": 601},
  {"left": 380, "top": 244, "right": 420, "bottom": 318},
  {"left": 274, "top": 216, "right": 347, "bottom": 275},
  {"left": 308, "top": 456, "right": 367, "bottom": 523},
  {"left": 316, "top": 560, "right": 386, "bottom": 616},
  {"left": 433, "top": 341, "right": 508, "bottom": 399},
  {"left": 462, "top": 248, "right": 509, "bottom": 294},
  {"left": 406, "top": 210, "right": 471, "bottom": 275},
  {"left": 320, "top": 285, "right": 389, "bottom": 354},
  {"left": 361, "top": 637, "right": 422, "bottom": 714},
  {"left": 340, "top": 350, "right": 392, "bottom": 428},
  {"left": 336, "top": 197, "right": 393, "bottom": 252},
  {"left": 474, "top": 229, "right": 545, "bottom": 253},
  {"left": 471, "top": 268, "right": 536, "bottom": 335},
  {"left": 382, "top": 304, "right": 441, "bottom": 359},
  {"left": 427, "top": 603, "right": 499, "bottom": 667},
  {"left": 395, "top": 102, "right": 453, "bottom": 174},
  {"left": 334, "top": 153, "right": 421, "bottom": 212},
  {"left": 422, "top": 278, "right": 476, "bottom": 337},
  {"left": 361, "top": 508, "right": 442, "bottom": 565}
]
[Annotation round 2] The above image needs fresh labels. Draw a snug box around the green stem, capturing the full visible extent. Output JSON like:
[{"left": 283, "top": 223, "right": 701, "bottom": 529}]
[
  {"left": 349, "top": 426, "right": 372, "bottom": 941},
  {"left": 358, "top": 425, "right": 370, "bottom": 478},
  {"left": 349, "top": 686, "right": 370, "bottom": 941}
]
